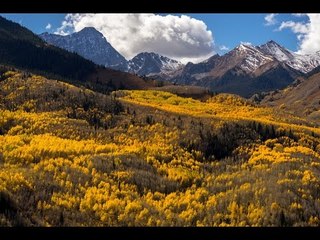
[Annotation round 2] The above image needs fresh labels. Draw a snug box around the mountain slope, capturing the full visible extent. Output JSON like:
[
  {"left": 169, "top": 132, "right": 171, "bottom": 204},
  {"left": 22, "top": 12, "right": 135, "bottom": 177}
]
[
  {"left": 171, "top": 54, "right": 221, "bottom": 85},
  {"left": 260, "top": 71, "right": 320, "bottom": 121},
  {"left": 0, "top": 16, "right": 96, "bottom": 82},
  {"left": 207, "top": 61, "right": 301, "bottom": 98},
  {"left": 39, "top": 28, "right": 128, "bottom": 70}
]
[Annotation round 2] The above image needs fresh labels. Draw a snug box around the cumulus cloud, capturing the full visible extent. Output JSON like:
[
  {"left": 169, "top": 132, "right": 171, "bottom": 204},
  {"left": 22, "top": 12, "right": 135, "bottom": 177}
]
[
  {"left": 297, "top": 14, "right": 320, "bottom": 54},
  {"left": 278, "top": 21, "right": 309, "bottom": 34},
  {"left": 277, "top": 14, "right": 320, "bottom": 54},
  {"left": 45, "top": 23, "right": 52, "bottom": 30},
  {"left": 55, "top": 14, "right": 214, "bottom": 63},
  {"left": 264, "top": 14, "right": 278, "bottom": 26}
]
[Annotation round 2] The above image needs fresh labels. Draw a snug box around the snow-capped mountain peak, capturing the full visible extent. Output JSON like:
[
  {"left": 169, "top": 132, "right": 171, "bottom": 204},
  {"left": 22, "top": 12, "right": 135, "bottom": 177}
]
[
  {"left": 257, "top": 40, "right": 320, "bottom": 74},
  {"left": 78, "top": 27, "right": 102, "bottom": 35},
  {"left": 230, "top": 43, "right": 274, "bottom": 73},
  {"left": 235, "top": 43, "right": 255, "bottom": 52},
  {"left": 258, "top": 40, "right": 295, "bottom": 62},
  {"left": 128, "top": 52, "right": 184, "bottom": 76},
  {"left": 39, "top": 27, "right": 128, "bottom": 69}
]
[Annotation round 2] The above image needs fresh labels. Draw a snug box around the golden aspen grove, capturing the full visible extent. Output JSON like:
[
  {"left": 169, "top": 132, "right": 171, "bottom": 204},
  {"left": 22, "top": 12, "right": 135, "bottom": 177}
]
[{"left": 1, "top": 68, "right": 320, "bottom": 226}]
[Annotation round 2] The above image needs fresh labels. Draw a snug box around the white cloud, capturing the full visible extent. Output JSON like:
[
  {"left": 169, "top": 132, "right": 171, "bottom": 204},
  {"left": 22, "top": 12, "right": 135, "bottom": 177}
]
[
  {"left": 264, "top": 14, "right": 278, "bottom": 26},
  {"left": 55, "top": 14, "right": 215, "bottom": 63},
  {"left": 45, "top": 23, "right": 52, "bottom": 30},
  {"left": 277, "top": 14, "right": 320, "bottom": 54},
  {"left": 55, "top": 18, "right": 74, "bottom": 36},
  {"left": 219, "top": 45, "right": 229, "bottom": 51},
  {"left": 297, "top": 14, "right": 320, "bottom": 54},
  {"left": 278, "top": 21, "right": 309, "bottom": 34}
]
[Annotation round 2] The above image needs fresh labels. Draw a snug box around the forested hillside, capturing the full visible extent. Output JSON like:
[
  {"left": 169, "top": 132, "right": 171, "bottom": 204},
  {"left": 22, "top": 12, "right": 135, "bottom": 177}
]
[
  {"left": 1, "top": 67, "right": 320, "bottom": 226},
  {"left": 260, "top": 71, "right": 320, "bottom": 122},
  {"left": 0, "top": 16, "right": 96, "bottom": 82},
  {"left": 0, "top": 16, "right": 161, "bottom": 95}
]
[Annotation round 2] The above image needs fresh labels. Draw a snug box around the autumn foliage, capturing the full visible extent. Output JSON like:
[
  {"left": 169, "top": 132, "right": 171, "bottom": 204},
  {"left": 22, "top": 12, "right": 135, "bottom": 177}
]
[{"left": 1, "top": 69, "right": 320, "bottom": 226}]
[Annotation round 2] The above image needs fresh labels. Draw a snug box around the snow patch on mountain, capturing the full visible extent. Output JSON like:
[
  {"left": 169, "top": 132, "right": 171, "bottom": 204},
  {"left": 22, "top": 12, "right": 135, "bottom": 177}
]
[
  {"left": 258, "top": 40, "right": 295, "bottom": 61},
  {"left": 128, "top": 52, "right": 184, "bottom": 76},
  {"left": 287, "top": 52, "right": 320, "bottom": 74},
  {"left": 259, "top": 40, "right": 320, "bottom": 73},
  {"left": 234, "top": 44, "right": 274, "bottom": 73}
]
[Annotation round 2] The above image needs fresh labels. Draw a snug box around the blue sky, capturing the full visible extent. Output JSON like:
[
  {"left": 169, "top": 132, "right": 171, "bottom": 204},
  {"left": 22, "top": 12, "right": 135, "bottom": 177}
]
[
  {"left": 189, "top": 14, "right": 304, "bottom": 52},
  {"left": 0, "top": 13, "right": 313, "bottom": 63},
  {"left": 1, "top": 14, "right": 65, "bottom": 34}
]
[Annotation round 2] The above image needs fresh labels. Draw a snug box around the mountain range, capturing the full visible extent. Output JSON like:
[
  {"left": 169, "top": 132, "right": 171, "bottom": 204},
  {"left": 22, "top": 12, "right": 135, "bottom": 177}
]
[
  {"left": 169, "top": 42, "right": 305, "bottom": 97},
  {"left": 39, "top": 28, "right": 320, "bottom": 98},
  {"left": 39, "top": 29, "right": 184, "bottom": 76}
]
